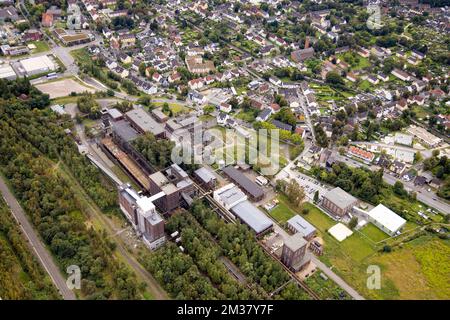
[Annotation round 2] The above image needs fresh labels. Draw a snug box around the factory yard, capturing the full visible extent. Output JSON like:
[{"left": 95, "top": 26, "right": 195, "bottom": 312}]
[{"left": 35, "top": 78, "right": 96, "bottom": 99}]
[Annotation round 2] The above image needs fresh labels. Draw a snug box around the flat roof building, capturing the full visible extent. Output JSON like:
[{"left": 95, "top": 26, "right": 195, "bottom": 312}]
[
  {"left": 287, "top": 215, "right": 317, "bottom": 240},
  {"left": 148, "top": 164, "right": 194, "bottom": 213},
  {"left": 0, "top": 63, "right": 17, "bottom": 80},
  {"left": 322, "top": 187, "right": 359, "bottom": 217},
  {"left": 406, "top": 125, "right": 441, "bottom": 148},
  {"left": 222, "top": 166, "right": 264, "bottom": 201},
  {"left": 125, "top": 107, "right": 165, "bottom": 138},
  {"left": 18, "top": 55, "right": 57, "bottom": 76},
  {"left": 363, "top": 204, "right": 406, "bottom": 236}
]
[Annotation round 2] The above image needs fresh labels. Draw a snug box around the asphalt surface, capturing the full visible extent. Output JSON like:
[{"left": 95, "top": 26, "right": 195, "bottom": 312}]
[{"left": 0, "top": 176, "right": 76, "bottom": 300}]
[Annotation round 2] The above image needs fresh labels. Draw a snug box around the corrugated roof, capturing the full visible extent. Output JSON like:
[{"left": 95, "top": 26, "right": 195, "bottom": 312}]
[{"left": 231, "top": 200, "right": 273, "bottom": 234}]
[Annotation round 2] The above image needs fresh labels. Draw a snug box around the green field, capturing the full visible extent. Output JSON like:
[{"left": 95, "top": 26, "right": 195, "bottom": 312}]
[
  {"left": 152, "top": 102, "right": 190, "bottom": 115},
  {"left": 30, "top": 40, "right": 50, "bottom": 54},
  {"left": 359, "top": 223, "right": 390, "bottom": 243}
]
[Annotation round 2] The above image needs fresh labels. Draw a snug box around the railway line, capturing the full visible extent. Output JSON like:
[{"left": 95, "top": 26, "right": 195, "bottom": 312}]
[{"left": 190, "top": 179, "right": 321, "bottom": 300}]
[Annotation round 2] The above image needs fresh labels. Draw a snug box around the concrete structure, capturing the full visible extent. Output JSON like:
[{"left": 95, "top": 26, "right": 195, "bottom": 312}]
[
  {"left": 394, "top": 133, "right": 413, "bottom": 146},
  {"left": 281, "top": 233, "right": 309, "bottom": 272},
  {"left": 286, "top": 215, "right": 317, "bottom": 240},
  {"left": 118, "top": 184, "right": 166, "bottom": 250},
  {"left": 322, "top": 187, "right": 359, "bottom": 217},
  {"left": 360, "top": 204, "right": 406, "bottom": 236},
  {"left": 18, "top": 55, "right": 57, "bottom": 76}
]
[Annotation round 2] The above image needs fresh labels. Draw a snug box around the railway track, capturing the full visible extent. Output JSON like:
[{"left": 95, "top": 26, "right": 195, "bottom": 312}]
[{"left": 190, "top": 179, "right": 320, "bottom": 300}]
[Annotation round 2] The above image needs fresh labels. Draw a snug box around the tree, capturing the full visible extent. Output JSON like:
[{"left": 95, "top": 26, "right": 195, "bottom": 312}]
[
  {"left": 393, "top": 181, "right": 407, "bottom": 197},
  {"left": 348, "top": 217, "right": 358, "bottom": 230},
  {"left": 285, "top": 179, "right": 305, "bottom": 209},
  {"left": 313, "top": 190, "right": 319, "bottom": 203}
]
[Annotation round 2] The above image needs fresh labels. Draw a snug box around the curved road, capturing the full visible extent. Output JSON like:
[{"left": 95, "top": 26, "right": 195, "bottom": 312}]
[{"left": 0, "top": 176, "right": 76, "bottom": 300}]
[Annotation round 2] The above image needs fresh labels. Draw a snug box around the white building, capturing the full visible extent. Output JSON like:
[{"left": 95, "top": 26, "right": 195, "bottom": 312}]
[
  {"left": 19, "top": 55, "right": 57, "bottom": 76},
  {"left": 360, "top": 204, "right": 406, "bottom": 236},
  {"left": 394, "top": 133, "right": 413, "bottom": 146}
]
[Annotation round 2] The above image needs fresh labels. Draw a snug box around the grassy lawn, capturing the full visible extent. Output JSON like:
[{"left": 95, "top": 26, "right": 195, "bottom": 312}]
[
  {"left": 30, "top": 40, "right": 50, "bottom": 53},
  {"left": 267, "top": 200, "right": 297, "bottom": 223},
  {"left": 358, "top": 80, "right": 372, "bottom": 91},
  {"left": 235, "top": 109, "right": 257, "bottom": 122},
  {"left": 366, "top": 236, "right": 450, "bottom": 299},
  {"left": 152, "top": 102, "right": 190, "bottom": 115},
  {"left": 70, "top": 47, "right": 90, "bottom": 61},
  {"left": 359, "top": 223, "right": 390, "bottom": 243}
]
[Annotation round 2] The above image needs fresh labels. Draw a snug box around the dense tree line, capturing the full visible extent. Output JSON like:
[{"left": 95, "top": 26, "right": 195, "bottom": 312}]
[
  {"left": 190, "top": 201, "right": 311, "bottom": 300},
  {"left": 142, "top": 243, "right": 221, "bottom": 299},
  {"left": 165, "top": 213, "right": 265, "bottom": 299},
  {"left": 132, "top": 133, "right": 176, "bottom": 169},
  {"left": 0, "top": 201, "right": 59, "bottom": 300},
  {"left": 423, "top": 153, "right": 450, "bottom": 200},
  {"left": 0, "top": 86, "right": 139, "bottom": 299}
]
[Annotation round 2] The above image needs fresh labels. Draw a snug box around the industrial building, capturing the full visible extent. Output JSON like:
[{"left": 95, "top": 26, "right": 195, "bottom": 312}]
[
  {"left": 286, "top": 215, "right": 317, "bottom": 240},
  {"left": 118, "top": 184, "right": 166, "bottom": 250},
  {"left": 125, "top": 107, "right": 166, "bottom": 138},
  {"left": 322, "top": 187, "right": 359, "bottom": 217},
  {"left": 148, "top": 164, "right": 195, "bottom": 213},
  {"left": 213, "top": 183, "right": 273, "bottom": 235},
  {"left": 194, "top": 166, "right": 217, "bottom": 190},
  {"left": 18, "top": 55, "right": 57, "bottom": 76},
  {"left": 222, "top": 166, "right": 264, "bottom": 201},
  {"left": 281, "top": 233, "right": 310, "bottom": 272}
]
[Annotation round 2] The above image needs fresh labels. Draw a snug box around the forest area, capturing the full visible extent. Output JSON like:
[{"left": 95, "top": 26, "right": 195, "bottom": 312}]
[
  {"left": 0, "top": 199, "right": 59, "bottom": 299},
  {"left": 0, "top": 79, "right": 140, "bottom": 299},
  {"left": 141, "top": 204, "right": 311, "bottom": 300}
]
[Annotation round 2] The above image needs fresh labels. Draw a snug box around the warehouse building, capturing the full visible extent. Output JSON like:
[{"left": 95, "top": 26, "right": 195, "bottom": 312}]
[
  {"left": 222, "top": 166, "right": 264, "bottom": 201},
  {"left": 214, "top": 183, "right": 273, "bottom": 235},
  {"left": 18, "top": 55, "right": 57, "bottom": 76},
  {"left": 125, "top": 107, "right": 165, "bottom": 138},
  {"left": 322, "top": 187, "right": 359, "bottom": 217}
]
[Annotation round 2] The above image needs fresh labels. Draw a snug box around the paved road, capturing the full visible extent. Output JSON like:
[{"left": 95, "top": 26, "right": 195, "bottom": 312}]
[
  {"left": 0, "top": 176, "right": 76, "bottom": 300},
  {"left": 333, "top": 152, "right": 450, "bottom": 215},
  {"left": 310, "top": 256, "right": 365, "bottom": 300}
]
